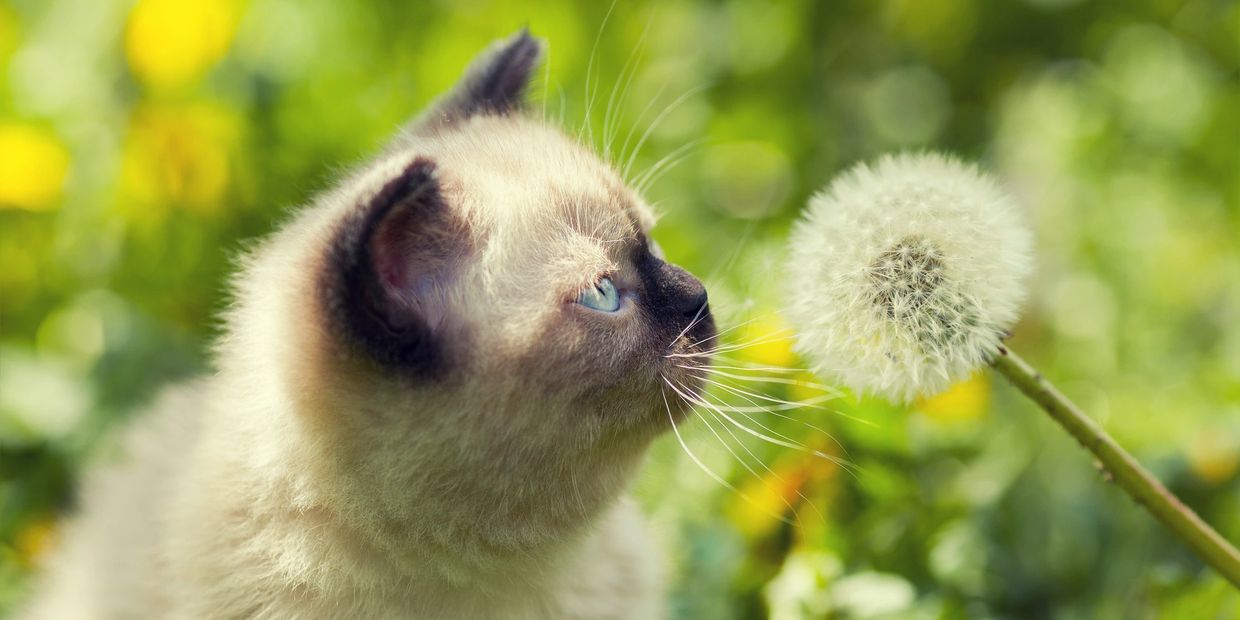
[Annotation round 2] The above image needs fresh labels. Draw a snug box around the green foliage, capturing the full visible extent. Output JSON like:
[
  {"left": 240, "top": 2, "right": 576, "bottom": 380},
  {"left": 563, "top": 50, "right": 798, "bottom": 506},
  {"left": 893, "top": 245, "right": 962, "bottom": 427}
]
[{"left": 2, "top": 0, "right": 1238, "bottom": 617}]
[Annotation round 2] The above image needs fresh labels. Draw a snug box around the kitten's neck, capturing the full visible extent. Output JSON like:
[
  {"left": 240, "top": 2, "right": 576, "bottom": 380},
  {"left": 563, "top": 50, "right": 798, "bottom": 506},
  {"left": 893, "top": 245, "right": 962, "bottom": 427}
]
[{"left": 203, "top": 375, "right": 646, "bottom": 592}]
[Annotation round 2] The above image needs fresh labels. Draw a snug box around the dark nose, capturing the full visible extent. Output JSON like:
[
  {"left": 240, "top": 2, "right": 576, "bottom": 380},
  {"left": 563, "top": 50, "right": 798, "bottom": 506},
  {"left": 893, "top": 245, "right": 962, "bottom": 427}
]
[
  {"left": 675, "top": 284, "right": 708, "bottom": 318},
  {"left": 651, "top": 260, "right": 709, "bottom": 318}
]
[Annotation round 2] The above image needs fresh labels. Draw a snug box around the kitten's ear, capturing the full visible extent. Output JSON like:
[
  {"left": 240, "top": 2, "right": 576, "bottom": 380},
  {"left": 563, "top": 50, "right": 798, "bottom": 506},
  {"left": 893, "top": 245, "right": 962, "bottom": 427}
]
[
  {"left": 321, "top": 158, "right": 470, "bottom": 376},
  {"left": 408, "top": 29, "right": 543, "bottom": 135}
]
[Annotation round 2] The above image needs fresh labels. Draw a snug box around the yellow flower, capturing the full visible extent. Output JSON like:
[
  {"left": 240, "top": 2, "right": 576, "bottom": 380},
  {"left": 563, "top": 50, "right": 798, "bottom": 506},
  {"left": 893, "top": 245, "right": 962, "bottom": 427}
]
[
  {"left": 728, "top": 462, "right": 806, "bottom": 539},
  {"left": 119, "top": 101, "right": 239, "bottom": 218},
  {"left": 1188, "top": 430, "right": 1240, "bottom": 485},
  {"left": 916, "top": 372, "right": 990, "bottom": 424},
  {"left": 727, "top": 450, "right": 839, "bottom": 539},
  {"left": 0, "top": 124, "right": 70, "bottom": 211},
  {"left": 733, "top": 312, "right": 796, "bottom": 368},
  {"left": 14, "top": 514, "right": 58, "bottom": 569},
  {"left": 125, "top": 0, "right": 243, "bottom": 89}
]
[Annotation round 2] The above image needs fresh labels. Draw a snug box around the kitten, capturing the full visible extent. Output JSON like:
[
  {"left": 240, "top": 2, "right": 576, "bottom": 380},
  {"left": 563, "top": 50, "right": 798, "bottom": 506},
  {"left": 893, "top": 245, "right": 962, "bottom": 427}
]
[{"left": 19, "top": 30, "right": 715, "bottom": 619}]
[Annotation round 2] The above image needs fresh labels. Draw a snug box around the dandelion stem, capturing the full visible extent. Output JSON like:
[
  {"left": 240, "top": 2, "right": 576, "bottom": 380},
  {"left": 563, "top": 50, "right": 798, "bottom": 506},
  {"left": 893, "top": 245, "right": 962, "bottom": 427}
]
[{"left": 991, "top": 346, "right": 1240, "bottom": 588}]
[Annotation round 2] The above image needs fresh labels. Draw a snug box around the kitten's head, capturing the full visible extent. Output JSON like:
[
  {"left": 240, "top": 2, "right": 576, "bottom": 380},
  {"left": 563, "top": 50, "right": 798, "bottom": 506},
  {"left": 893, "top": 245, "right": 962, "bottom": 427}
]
[{"left": 287, "top": 31, "right": 713, "bottom": 483}]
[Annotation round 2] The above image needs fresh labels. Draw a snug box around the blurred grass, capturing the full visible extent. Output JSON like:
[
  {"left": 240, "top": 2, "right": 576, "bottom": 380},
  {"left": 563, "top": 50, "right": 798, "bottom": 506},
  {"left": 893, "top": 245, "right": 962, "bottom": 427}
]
[{"left": 2, "top": 0, "right": 1239, "bottom": 617}]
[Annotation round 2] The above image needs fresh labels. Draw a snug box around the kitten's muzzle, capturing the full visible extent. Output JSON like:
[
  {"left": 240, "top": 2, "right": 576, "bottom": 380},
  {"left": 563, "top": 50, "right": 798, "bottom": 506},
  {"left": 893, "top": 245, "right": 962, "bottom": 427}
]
[
  {"left": 661, "top": 264, "right": 713, "bottom": 351},
  {"left": 635, "top": 252, "right": 716, "bottom": 366},
  {"left": 671, "top": 277, "right": 708, "bottom": 319},
  {"left": 638, "top": 255, "right": 708, "bottom": 323}
]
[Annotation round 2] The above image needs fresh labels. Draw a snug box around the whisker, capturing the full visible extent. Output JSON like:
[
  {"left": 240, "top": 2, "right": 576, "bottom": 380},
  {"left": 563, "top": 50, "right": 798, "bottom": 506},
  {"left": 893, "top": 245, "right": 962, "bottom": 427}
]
[
  {"left": 540, "top": 36, "right": 553, "bottom": 123},
  {"left": 666, "top": 377, "right": 850, "bottom": 472},
  {"left": 686, "top": 376, "right": 831, "bottom": 413},
  {"left": 580, "top": 0, "right": 619, "bottom": 147},
  {"left": 666, "top": 331, "right": 794, "bottom": 359},
  {"left": 672, "top": 314, "right": 764, "bottom": 351},
  {"left": 602, "top": 11, "right": 653, "bottom": 161},
  {"left": 703, "top": 362, "right": 810, "bottom": 374},
  {"left": 665, "top": 377, "right": 804, "bottom": 452},
  {"left": 679, "top": 371, "right": 850, "bottom": 458},
  {"left": 557, "top": 87, "right": 568, "bottom": 128},
  {"left": 635, "top": 151, "right": 700, "bottom": 197},
  {"left": 632, "top": 139, "right": 705, "bottom": 196},
  {"left": 704, "top": 357, "right": 874, "bottom": 426},
  {"left": 661, "top": 386, "right": 735, "bottom": 491},
  {"left": 622, "top": 83, "right": 712, "bottom": 180},
  {"left": 694, "top": 394, "right": 820, "bottom": 526},
  {"left": 693, "top": 388, "right": 832, "bottom": 524},
  {"left": 694, "top": 383, "right": 855, "bottom": 467},
  {"left": 692, "top": 372, "right": 875, "bottom": 429},
  {"left": 660, "top": 385, "right": 794, "bottom": 525},
  {"left": 687, "top": 366, "right": 842, "bottom": 396},
  {"left": 667, "top": 325, "right": 788, "bottom": 358},
  {"left": 617, "top": 81, "right": 671, "bottom": 183},
  {"left": 707, "top": 221, "right": 757, "bottom": 284},
  {"left": 695, "top": 376, "right": 832, "bottom": 432},
  {"left": 697, "top": 375, "right": 827, "bottom": 410},
  {"left": 666, "top": 302, "right": 711, "bottom": 349},
  {"left": 695, "top": 394, "right": 837, "bottom": 413},
  {"left": 714, "top": 410, "right": 858, "bottom": 480},
  {"left": 568, "top": 468, "right": 589, "bottom": 519},
  {"left": 691, "top": 390, "right": 804, "bottom": 525}
]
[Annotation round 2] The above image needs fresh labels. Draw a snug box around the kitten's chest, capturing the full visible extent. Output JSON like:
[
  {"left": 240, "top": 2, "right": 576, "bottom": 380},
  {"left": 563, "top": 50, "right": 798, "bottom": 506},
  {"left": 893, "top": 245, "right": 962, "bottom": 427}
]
[{"left": 174, "top": 496, "right": 662, "bottom": 620}]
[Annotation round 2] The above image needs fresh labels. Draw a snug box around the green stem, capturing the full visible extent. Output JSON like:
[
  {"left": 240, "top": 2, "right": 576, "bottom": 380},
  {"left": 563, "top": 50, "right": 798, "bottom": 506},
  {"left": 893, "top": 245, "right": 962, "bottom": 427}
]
[{"left": 991, "top": 346, "right": 1240, "bottom": 589}]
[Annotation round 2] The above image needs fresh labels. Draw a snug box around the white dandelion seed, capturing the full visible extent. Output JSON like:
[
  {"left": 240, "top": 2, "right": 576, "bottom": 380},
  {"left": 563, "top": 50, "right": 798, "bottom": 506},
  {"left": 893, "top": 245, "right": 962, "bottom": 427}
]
[{"left": 784, "top": 152, "right": 1033, "bottom": 402}]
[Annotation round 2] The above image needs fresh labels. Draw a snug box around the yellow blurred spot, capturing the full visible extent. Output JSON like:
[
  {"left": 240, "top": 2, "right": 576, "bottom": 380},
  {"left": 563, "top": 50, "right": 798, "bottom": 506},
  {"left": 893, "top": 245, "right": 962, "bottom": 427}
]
[
  {"left": 1189, "top": 432, "right": 1240, "bottom": 485},
  {"left": 728, "top": 450, "right": 839, "bottom": 539},
  {"left": 734, "top": 312, "right": 796, "bottom": 368},
  {"left": 729, "top": 463, "right": 806, "bottom": 539},
  {"left": 0, "top": 124, "right": 70, "bottom": 211},
  {"left": 14, "top": 514, "right": 58, "bottom": 569},
  {"left": 125, "top": 0, "right": 242, "bottom": 88},
  {"left": 916, "top": 373, "right": 990, "bottom": 424},
  {"left": 120, "top": 102, "right": 239, "bottom": 217}
]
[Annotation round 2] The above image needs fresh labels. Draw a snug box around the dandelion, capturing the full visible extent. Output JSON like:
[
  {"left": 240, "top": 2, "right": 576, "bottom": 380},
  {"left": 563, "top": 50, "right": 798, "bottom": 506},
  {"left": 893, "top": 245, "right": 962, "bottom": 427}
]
[
  {"left": 784, "top": 152, "right": 1032, "bottom": 402},
  {"left": 783, "top": 151, "right": 1240, "bottom": 586}
]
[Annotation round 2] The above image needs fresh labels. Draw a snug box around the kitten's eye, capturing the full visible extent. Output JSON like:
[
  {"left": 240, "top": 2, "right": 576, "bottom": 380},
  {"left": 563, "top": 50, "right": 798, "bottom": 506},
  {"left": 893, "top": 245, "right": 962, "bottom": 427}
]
[{"left": 577, "top": 277, "right": 621, "bottom": 312}]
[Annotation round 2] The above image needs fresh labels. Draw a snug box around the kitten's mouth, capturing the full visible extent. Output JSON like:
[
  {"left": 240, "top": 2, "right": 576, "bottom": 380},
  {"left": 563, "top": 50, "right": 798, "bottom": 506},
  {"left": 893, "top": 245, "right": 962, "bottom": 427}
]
[{"left": 660, "top": 311, "right": 716, "bottom": 410}]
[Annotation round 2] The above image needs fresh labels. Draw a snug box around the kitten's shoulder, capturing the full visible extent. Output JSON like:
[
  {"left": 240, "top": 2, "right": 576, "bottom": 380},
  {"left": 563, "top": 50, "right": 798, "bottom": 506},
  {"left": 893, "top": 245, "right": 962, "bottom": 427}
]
[{"left": 17, "top": 380, "right": 208, "bottom": 620}]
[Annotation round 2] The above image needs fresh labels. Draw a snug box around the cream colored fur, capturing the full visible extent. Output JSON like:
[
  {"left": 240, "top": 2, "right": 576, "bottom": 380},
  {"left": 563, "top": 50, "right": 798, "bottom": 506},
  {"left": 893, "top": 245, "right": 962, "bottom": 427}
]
[{"left": 19, "top": 44, "right": 705, "bottom": 619}]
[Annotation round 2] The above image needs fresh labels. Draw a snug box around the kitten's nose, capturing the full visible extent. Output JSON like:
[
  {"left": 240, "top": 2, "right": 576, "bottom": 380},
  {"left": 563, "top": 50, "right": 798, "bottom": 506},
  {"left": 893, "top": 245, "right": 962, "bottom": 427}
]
[
  {"left": 676, "top": 286, "right": 709, "bottom": 318},
  {"left": 638, "top": 254, "right": 712, "bottom": 324},
  {"left": 660, "top": 263, "right": 708, "bottom": 318}
]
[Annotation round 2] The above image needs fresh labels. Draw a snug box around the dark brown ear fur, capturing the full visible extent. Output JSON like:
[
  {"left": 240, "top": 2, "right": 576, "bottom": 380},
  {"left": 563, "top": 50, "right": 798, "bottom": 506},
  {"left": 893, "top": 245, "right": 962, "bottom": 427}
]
[
  {"left": 406, "top": 29, "right": 544, "bottom": 136},
  {"left": 320, "top": 158, "right": 470, "bottom": 376}
]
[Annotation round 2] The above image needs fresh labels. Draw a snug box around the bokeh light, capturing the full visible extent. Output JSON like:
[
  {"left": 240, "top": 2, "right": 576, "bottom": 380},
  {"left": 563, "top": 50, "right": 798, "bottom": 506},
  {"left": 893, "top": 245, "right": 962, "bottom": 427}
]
[
  {"left": 0, "top": 124, "right": 69, "bottom": 211},
  {"left": 124, "top": 0, "right": 243, "bottom": 89}
]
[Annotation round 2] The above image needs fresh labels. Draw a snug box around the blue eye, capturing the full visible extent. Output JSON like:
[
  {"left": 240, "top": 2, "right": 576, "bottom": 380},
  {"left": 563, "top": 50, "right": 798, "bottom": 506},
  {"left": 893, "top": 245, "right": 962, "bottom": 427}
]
[{"left": 578, "top": 277, "right": 621, "bottom": 312}]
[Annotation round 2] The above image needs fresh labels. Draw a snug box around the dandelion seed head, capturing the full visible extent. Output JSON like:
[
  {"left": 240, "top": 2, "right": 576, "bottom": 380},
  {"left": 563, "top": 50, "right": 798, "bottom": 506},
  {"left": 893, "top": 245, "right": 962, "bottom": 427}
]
[{"left": 784, "top": 152, "right": 1033, "bottom": 402}]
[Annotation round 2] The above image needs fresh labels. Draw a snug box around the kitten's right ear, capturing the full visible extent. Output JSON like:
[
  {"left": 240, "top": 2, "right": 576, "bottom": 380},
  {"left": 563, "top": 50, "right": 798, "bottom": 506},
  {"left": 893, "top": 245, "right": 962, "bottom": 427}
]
[
  {"left": 405, "top": 29, "right": 544, "bottom": 136},
  {"left": 320, "top": 158, "right": 470, "bottom": 377}
]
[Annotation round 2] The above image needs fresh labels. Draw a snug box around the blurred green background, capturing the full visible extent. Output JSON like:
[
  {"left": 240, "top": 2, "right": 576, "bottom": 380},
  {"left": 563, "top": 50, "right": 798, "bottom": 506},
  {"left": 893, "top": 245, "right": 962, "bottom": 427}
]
[{"left": 2, "top": 0, "right": 1238, "bottom": 617}]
